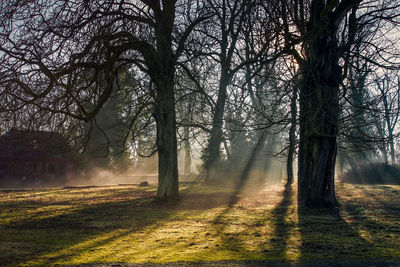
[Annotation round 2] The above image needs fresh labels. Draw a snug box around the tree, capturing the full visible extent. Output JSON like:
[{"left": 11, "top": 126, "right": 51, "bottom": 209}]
[
  {"left": 0, "top": 0, "right": 208, "bottom": 201},
  {"left": 346, "top": 53, "right": 374, "bottom": 165},
  {"left": 375, "top": 72, "right": 400, "bottom": 164},
  {"left": 276, "top": 0, "right": 400, "bottom": 207},
  {"left": 83, "top": 69, "right": 136, "bottom": 172},
  {"left": 199, "top": 0, "right": 252, "bottom": 179},
  {"left": 276, "top": 0, "right": 362, "bottom": 207},
  {"left": 286, "top": 80, "right": 298, "bottom": 185},
  {"left": 198, "top": 0, "right": 276, "bottom": 180}
]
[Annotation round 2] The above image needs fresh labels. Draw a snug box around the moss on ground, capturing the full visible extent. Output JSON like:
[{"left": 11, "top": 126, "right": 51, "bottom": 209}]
[{"left": 0, "top": 181, "right": 400, "bottom": 266}]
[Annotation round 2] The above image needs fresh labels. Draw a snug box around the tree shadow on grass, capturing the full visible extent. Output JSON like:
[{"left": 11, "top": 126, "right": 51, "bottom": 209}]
[
  {"left": 260, "top": 183, "right": 296, "bottom": 261},
  {"left": 207, "top": 176, "right": 297, "bottom": 263},
  {"left": 0, "top": 190, "right": 160, "bottom": 265},
  {"left": 337, "top": 185, "right": 400, "bottom": 261},
  {"left": 202, "top": 130, "right": 300, "bottom": 262},
  {"left": 210, "top": 182, "right": 264, "bottom": 251},
  {"left": 1, "top": 186, "right": 215, "bottom": 266},
  {"left": 0, "top": 184, "right": 246, "bottom": 266},
  {"left": 205, "top": 182, "right": 256, "bottom": 259},
  {"left": 297, "top": 203, "right": 382, "bottom": 265},
  {"left": 209, "top": 181, "right": 397, "bottom": 265}
]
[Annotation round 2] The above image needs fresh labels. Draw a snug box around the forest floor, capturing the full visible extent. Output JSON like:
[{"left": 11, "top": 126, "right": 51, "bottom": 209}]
[{"left": 1, "top": 179, "right": 400, "bottom": 266}]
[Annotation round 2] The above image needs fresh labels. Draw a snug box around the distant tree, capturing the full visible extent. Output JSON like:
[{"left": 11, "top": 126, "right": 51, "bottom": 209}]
[
  {"left": 338, "top": 51, "right": 377, "bottom": 169},
  {"left": 198, "top": 0, "right": 253, "bottom": 179},
  {"left": 198, "top": 0, "right": 278, "bottom": 180},
  {"left": 375, "top": 72, "right": 400, "bottom": 164},
  {"left": 83, "top": 69, "right": 136, "bottom": 172},
  {"left": 286, "top": 78, "right": 298, "bottom": 185}
]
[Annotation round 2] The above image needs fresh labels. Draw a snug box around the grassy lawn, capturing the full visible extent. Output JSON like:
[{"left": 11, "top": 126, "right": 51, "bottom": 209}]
[{"left": 1, "top": 180, "right": 400, "bottom": 266}]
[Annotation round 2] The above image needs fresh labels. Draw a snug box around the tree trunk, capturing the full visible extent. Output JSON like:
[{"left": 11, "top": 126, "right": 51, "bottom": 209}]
[
  {"left": 381, "top": 146, "right": 389, "bottom": 164},
  {"left": 336, "top": 151, "right": 345, "bottom": 178},
  {"left": 287, "top": 85, "right": 298, "bottom": 185},
  {"left": 389, "top": 138, "right": 396, "bottom": 164},
  {"left": 298, "top": 80, "right": 339, "bottom": 208},
  {"left": 387, "top": 121, "right": 396, "bottom": 164},
  {"left": 297, "top": 7, "right": 341, "bottom": 208},
  {"left": 234, "top": 130, "right": 267, "bottom": 193},
  {"left": 350, "top": 68, "right": 369, "bottom": 162},
  {"left": 204, "top": 69, "right": 230, "bottom": 180},
  {"left": 374, "top": 116, "right": 389, "bottom": 164},
  {"left": 383, "top": 94, "right": 396, "bottom": 164},
  {"left": 154, "top": 79, "right": 179, "bottom": 201},
  {"left": 152, "top": 2, "right": 179, "bottom": 201},
  {"left": 184, "top": 126, "right": 191, "bottom": 175}
]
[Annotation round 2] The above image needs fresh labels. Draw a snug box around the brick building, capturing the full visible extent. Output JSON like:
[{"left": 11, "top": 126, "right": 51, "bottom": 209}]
[{"left": 0, "top": 130, "right": 75, "bottom": 186}]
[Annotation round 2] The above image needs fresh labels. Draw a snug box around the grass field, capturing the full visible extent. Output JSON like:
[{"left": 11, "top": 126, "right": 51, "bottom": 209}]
[{"left": 1, "top": 180, "right": 400, "bottom": 266}]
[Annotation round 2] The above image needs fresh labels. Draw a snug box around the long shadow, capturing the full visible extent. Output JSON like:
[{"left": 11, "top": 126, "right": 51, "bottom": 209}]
[
  {"left": 209, "top": 130, "right": 269, "bottom": 257},
  {"left": 355, "top": 185, "right": 400, "bottom": 216},
  {"left": 209, "top": 182, "right": 296, "bottom": 263},
  {"left": 263, "top": 183, "right": 295, "bottom": 259},
  {"left": 210, "top": 129, "right": 268, "bottom": 221},
  {"left": 297, "top": 199, "right": 381, "bottom": 265},
  {"left": 0, "top": 183, "right": 247, "bottom": 266},
  {"left": 337, "top": 185, "right": 400, "bottom": 261},
  {"left": 0, "top": 187, "right": 184, "bottom": 266}
]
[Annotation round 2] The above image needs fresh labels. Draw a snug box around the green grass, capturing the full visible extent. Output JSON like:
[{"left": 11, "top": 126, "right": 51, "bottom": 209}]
[{"left": 1, "top": 181, "right": 400, "bottom": 266}]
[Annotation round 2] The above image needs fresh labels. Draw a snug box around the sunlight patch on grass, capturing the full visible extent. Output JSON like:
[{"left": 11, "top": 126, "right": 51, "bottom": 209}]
[
  {"left": 357, "top": 229, "right": 373, "bottom": 244},
  {"left": 1, "top": 182, "right": 400, "bottom": 265},
  {"left": 24, "top": 229, "right": 130, "bottom": 266}
]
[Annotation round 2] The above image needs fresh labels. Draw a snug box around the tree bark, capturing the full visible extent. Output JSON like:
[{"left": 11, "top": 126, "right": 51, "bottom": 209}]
[
  {"left": 297, "top": 3, "right": 342, "bottom": 208},
  {"left": 381, "top": 146, "right": 389, "bottom": 164},
  {"left": 153, "top": 76, "right": 179, "bottom": 201},
  {"left": 152, "top": 1, "right": 179, "bottom": 201},
  {"left": 202, "top": 0, "right": 248, "bottom": 180}
]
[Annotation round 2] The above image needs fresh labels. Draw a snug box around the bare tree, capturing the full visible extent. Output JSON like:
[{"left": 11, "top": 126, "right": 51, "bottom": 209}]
[
  {"left": 273, "top": 0, "right": 400, "bottom": 207},
  {"left": 198, "top": 0, "right": 276, "bottom": 180},
  {"left": 375, "top": 72, "right": 400, "bottom": 164},
  {"left": 0, "top": 0, "right": 208, "bottom": 201}
]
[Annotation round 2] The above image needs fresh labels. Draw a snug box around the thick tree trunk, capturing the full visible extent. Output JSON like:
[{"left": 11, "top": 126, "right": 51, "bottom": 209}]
[
  {"left": 298, "top": 77, "right": 339, "bottom": 208},
  {"left": 152, "top": 2, "right": 179, "bottom": 201},
  {"left": 154, "top": 79, "right": 179, "bottom": 201},
  {"left": 287, "top": 86, "right": 298, "bottom": 185},
  {"left": 297, "top": 11, "right": 341, "bottom": 208}
]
